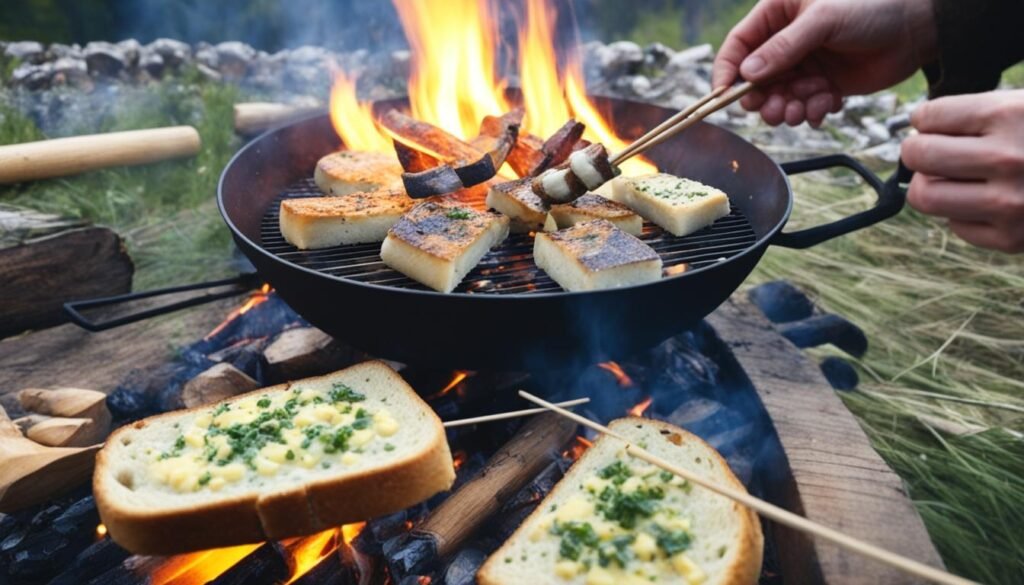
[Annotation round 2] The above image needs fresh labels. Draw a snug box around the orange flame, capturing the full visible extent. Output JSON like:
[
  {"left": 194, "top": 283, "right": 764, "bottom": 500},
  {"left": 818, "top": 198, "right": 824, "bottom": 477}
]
[
  {"left": 597, "top": 361, "right": 634, "bottom": 387},
  {"left": 428, "top": 371, "right": 470, "bottom": 400},
  {"left": 330, "top": 70, "right": 391, "bottom": 152},
  {"left": 150, "top": 543, "right": 261, "bottom": 585},
  {"left": 453, "top": 449, "right": 468, "bottom": 471},
  {"left": 628, "top": 396, "right": 654, "bottom": 417},
  {"left": 342, "top": 522, "right": 366, "bottom": 546},
  {"left": 327, "top": 0, "right": 655, "bottom": 178},
  {"left": 284, "top": 529, "right": 339, "bottom": 584},
  {"left": 204, "top": 284, "right": 272, "bottom": 340},
  {"left": 95, "top": 524, "right": 107, "bottom": 539},
  {"left": 563, "top": 435, "right": 593, "bottom": 460}
]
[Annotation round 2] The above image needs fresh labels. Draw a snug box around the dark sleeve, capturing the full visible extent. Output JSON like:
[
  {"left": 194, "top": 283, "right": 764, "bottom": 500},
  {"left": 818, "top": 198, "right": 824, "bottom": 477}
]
[{"left": 924, "top": 0, "right": 1024, "bottom": 97}]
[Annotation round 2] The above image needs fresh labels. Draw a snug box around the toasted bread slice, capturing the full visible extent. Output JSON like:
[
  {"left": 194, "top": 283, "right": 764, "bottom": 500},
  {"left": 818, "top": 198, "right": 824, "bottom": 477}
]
[
  {"left": 94, "top": 361, "right": 455, "bottom": 555},
  {"left": 619, "top": 174, "right": 731, "bottom": 237},
  {"left": 478, "top": 418, "right": 763, "bottom": 585},
  {"left": 534, "top": 220, "right": 662, "bottom": 292},
  {"left": 279, "top": 188, "right": 415, "bottom": 249},
  {"left": 550, "top": 193, "right": 643, "bottom": 236},
  {"left": 314, "top": 151, "right": 403, "bottom": 196},
  {"left": 486, "top": 178, "right": 556, "bottom": 233},
  {"left": 380, "top": 200, "right": 510, "bottom": 293}
]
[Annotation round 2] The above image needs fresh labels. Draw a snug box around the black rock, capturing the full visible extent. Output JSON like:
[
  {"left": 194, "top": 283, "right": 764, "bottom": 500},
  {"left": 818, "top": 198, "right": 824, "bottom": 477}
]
[
  {"left": 748, "top": 281, "right": 815, "bottom": 323},
  {"left": 46, "top": 538, "right": 131, "bottom": 585},
  {"left": 820, "top": 357, "right": 859, "bottom": 391},
  {"left": 779, "top": 314, "right": 868, "bottom": 357},
  {"left": 384, "top": 532, "right": 437, "bottom": 579},
  {"left": 84, "top": 42, "right": 128, "bottom": 77},
  {"left": 52, "top": 497, "right": 98, "bottom": 535},
  {"left": 443, "top": 548, "right": 487, "bottom": 585},
  {"left": 105, "top": 387, "right": 154, "bottom": 421}
]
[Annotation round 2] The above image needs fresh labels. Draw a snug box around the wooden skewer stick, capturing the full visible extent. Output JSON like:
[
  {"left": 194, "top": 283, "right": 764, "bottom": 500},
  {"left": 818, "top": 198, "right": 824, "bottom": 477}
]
[
  {"left": 442, "top": 397, "right": 589, "bottom": 428},
  {"left": 611, "top": 85, "right": 728, "bottom": 164},
  {"left": 518, "top": 390, "right": 976, "bottom": 585},
  {"left": 611, "top": 81, "right": 756, "bottom": 165}
]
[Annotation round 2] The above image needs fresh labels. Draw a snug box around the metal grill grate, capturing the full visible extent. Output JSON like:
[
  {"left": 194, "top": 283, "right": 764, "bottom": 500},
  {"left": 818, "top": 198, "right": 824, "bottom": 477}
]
[{"left": 259, "top": 178, "right": 758, "bottom": 294}]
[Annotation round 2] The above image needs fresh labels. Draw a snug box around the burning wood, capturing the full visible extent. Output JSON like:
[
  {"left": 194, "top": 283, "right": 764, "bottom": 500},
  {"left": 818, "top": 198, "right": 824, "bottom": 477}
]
[
  {"left": 506, "top": 119, "right": 585, "bottom": 178},
  {"left": 597, "top": 361, "right": 634, "bottom": 387},
  {"left": 180, "top": 362, "right": 259, "bottom": 408},
  {"left": 386, "top": 412, "right": 577, "bottom": 578},
  {"left": 381, "top": 109, "right": 522, "bottom": 198}
]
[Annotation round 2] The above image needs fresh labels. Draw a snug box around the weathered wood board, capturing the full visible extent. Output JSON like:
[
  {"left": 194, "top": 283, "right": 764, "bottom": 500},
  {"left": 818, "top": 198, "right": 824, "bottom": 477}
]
[{"left": 707, "top": 298, "right": 944, "bottom": 585}]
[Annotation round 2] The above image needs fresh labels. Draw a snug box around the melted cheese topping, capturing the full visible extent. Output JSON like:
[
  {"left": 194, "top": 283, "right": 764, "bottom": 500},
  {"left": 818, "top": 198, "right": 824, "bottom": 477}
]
[
  {"left": 148, "top": 382, "right": 399, "bottom": 493},
  {"left": 534, "top": 460, "right": 707, "bottom": 585}
]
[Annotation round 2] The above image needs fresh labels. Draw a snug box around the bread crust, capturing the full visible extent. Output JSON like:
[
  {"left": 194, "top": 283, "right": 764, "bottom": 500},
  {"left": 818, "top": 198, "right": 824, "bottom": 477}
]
[
  {"left": 477, "top": 417, "right": 763, "bottom": 585},
  {"left": 94, "top": 361, "right": 455, "bottom": 555}
]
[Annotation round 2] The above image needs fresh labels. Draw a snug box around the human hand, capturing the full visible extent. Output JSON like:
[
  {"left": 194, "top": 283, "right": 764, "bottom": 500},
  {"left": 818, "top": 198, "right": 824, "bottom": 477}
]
[
  {"left": 712, "top": 0, "right": 938, "bottom": 127},
  {"left": 901, "top": 90, "right": 1024, "bottom": 253}
]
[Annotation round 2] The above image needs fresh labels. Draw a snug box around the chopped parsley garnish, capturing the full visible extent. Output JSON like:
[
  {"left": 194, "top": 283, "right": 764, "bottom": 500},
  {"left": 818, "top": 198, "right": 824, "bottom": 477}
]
[
  {"left": 197, "top": 471, "right": 212, "bottom": 486},
  {"left": 256, "top": 398, "right": 271, "bottom": 408},
  {"left": 598, "top": 461, "right": 632, "bottom": 485},
  {"left": 651, "top": 524, "right": 692, "bottom": 555},
  {"left": 212, "top": 403, "right": 231, "bottom": 417},
  {"left": 328, "top": 383, "right": 366, "bottom": 403},
  {"left": 598, "top": 486, "right": 661, "bottom": 529},
  {"left": 384, "top": 443, "right": 395, "bottom": 452},
  {"left": 446, "top": 208, "right": 472, "bottom": 220},
  {"left": 552, "top": 521, "right": 599, "bottom": 561}
]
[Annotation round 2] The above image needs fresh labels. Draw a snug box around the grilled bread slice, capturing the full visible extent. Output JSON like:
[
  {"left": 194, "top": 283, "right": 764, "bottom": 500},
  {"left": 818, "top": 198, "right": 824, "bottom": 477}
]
[
  {"left": 534, "top": 220, "right": 662, "bottom": 292},
  {"left": 94, "top": 361, "right": 455, "bottom": 555},
  {"left": 486, "top": 178, "right": 557, "bottom": 233},
  {"left": 279, "top": 188, "right": 415, "bottom": 249},
  {"left": 314, "top": 151, "right": 403, "bottom": 196},
  {"left": 619, "top": 174, "right": 731, "bottom": 237},
  {"left": 478, "top": 418, "right": 763, "bottom": 585},
  {"left": 550, "top": 193, "right": 643, "bottom": 236},
  {"left": 380, "top": 200, "right": 510, "bottom": 293}
]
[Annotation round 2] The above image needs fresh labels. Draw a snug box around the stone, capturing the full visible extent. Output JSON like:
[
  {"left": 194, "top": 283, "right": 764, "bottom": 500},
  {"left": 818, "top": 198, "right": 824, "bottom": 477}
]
[
  {"left": 862, "top": 117, "right": 891, "bottom": 145},
  {"left": 146, "top": 38, "right": 190, "bottom": 68},
  {"left": 84, "top": 41, "right": 127, "bottom": 77},
  {"left": 860, "top": 141, "right": 902, "bottom": 166},
  {"left": 50, "top": 57, "right": 90, "bottom": 89},
  {"left": 820, "top": 356, "right": 859, "bottom": 391},
  {"left": 195, "top": 62, "right": 222, "bottom": 82},
  {"left": 195, "top": 43, "right": 219, "bottom": 69},
  {"left": 4, "top": 41, "right": 45, "bottom": 63},
  {"left": 644, "top": 42, "right": 675, "bottom": 69},
  {"left": 667, "top": 43, "right": 714, "bottom": 73},
  {"left": 598, "top": 41, "right": 644, "bottom": 77},
  {"left": 11, "top": 62, "right": 53, "bottom": 90},
  {"left": 48, "top": 43, "right": 83, "bottom": 60},
  {"left": 215, "top": 41, "right": 256, "bottom": 80},
  {"left": 748, "top": 281, "right": 815, "bottom": 323},
  {"left": 116, "top": 39, "right": 141, "bottom": 67},
  {"left": 886, "top": 112, "right": 911, "bottom": 133},
  {"left": 139, "top": 51, "right": 164, "bottom": 78}
]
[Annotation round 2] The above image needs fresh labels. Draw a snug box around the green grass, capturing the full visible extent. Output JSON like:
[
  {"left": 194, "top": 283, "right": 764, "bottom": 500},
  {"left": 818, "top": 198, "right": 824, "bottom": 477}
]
[
  {"left": 747, "top": 171, "right": 1024, "bottom": 583},
  {"left": 0, "top": 69, "right": 241, "bottom": 289}
]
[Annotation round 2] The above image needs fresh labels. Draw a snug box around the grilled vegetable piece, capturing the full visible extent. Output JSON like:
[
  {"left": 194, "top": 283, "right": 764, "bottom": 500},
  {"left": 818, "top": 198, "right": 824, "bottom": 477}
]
[
  {"left": 313, "top": 151, "right": 404, "bottom": 196},
  {"left": 549, "top": 193, "right": 643, "bottom": 236},
  {"left": 279, "top": 188, "right": 414, "bottom": 249},
  {"left": 507, "top": 119, "right": 586, "bottom": 177},
  {"left": 478, "top": 418, "right": 763, "bottom": 585},
  {"left": 485, "top": 178, "right": 557, "bottom": 233},
  {"left": 380, "top": 200, "right": 510, "bottom": 293},
  {"left": 533, "top": 219, "right": 662, "bottom": 292},
  {"left": 619, "top": 174, "right": 731, "bottom": 237},
  {"left": 95, "top": 361, "right": 456, "bottom": 555},
  {"left": 383, "top": 109, "right": 522, "bottom": 198}
]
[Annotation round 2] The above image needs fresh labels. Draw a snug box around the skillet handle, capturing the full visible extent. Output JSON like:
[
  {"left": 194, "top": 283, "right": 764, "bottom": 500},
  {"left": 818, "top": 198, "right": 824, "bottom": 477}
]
[
  {"left": 63, "top": 274, "right": 260, "bottom": 332},
  {"left": 773, "top": 154, "right": 912, "bottom": 249}
]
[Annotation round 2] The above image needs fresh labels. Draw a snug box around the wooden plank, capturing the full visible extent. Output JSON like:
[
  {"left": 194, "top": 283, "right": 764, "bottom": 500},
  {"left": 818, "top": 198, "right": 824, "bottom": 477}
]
[
  {"left": 707, "top": 298, "right": 944, "bottom": 585},
  {"left": 0, "top": 289, "right": 246, "bottom": 401}
]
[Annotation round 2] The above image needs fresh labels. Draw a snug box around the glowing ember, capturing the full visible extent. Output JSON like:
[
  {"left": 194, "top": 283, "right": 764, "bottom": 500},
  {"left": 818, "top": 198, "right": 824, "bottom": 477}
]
[
  {"left": 284, "top": 529, "right": 339, "bottom": 584},
  {"left": 732, "top": 159, "right": 740, "bottom": 172},
  {"left": 453, "top": 449, "right": 468, "bottom": 471},
  {"left": 597, "top": 361, "right": 634, "bottom": 387},
  {"left": 665, "top": 263, "right": 690, "bottom": 276},
  {"left": 327, "top": 0, "right": 655, "bottom": 179},
  {"left": 428, "top": 371, "right": 471, "bottom": 399},
  {"left": 629, "top": 396, "right": 654, "bottom": 417},
  {"left": 341, "top": 522, "right": 366, "bottom": 545},
  {"left": 204, "top": 284, "right": 272, "bottom": 340},
  {"left": 563, "top": 435, "right": 593, "bottom": 460},
  {"left": 95, "top": 523, "right": 107, "bottom": 539},
  {"left": 150, "top": 543, "right": 261, "bottom": 585}
]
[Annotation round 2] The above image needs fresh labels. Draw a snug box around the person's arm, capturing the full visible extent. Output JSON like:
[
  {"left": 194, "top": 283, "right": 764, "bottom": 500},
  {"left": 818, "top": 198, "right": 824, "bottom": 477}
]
[{"left": 924, "top": 0, "right": 1024, "bottom": 97}]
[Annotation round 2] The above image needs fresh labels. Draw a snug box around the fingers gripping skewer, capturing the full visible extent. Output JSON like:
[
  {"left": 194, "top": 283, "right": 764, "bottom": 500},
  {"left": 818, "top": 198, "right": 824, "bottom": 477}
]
[
  {"left": 518, "top": 390, "right": 976, "bottom": 585},
  {"left": 611, "top": 82, "right": 756, "bottom": 165}
]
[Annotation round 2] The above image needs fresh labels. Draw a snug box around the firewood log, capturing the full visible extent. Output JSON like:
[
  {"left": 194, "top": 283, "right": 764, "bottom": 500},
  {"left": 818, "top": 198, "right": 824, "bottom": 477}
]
[
  {"left": 25, "top": 417, "right": 104, "bottom": 448},
  {"left": 18, "top": 387, "right": 111, "bottom": 436},
  {"left": 180, "top": 362, "right": 259, "bottom": 408}
]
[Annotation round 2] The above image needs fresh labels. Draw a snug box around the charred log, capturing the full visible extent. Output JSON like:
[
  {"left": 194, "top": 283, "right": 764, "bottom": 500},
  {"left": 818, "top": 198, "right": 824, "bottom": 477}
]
[
  {"left": 47, "top": 537, "right": 131, "bottom": 585},
  {"left": 207, "top": 542, "right": 290, "bottom": 585},
  {"left": 507, "top": 119, "right": 585, "bottom": 177}
]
